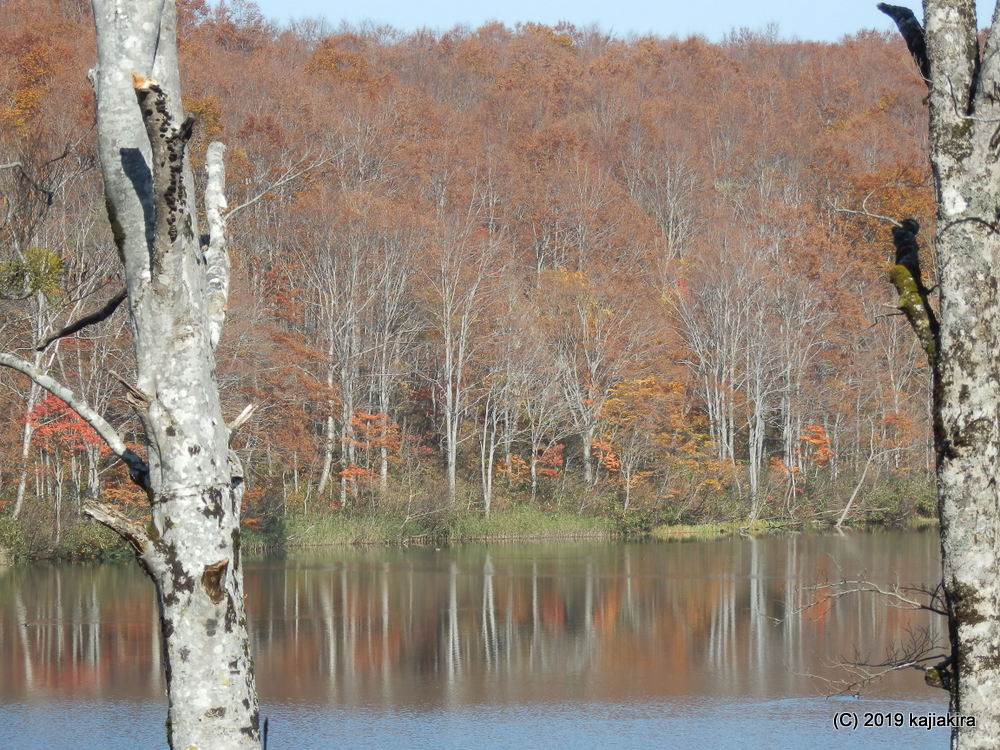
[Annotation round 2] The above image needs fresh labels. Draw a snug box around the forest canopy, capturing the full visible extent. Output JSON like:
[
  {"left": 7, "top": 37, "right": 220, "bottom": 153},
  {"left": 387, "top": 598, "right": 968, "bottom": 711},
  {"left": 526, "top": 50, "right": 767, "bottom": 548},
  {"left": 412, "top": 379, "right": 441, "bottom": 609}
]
[{"left": 0, "top": 0, "right": 936, "bottom": 545}]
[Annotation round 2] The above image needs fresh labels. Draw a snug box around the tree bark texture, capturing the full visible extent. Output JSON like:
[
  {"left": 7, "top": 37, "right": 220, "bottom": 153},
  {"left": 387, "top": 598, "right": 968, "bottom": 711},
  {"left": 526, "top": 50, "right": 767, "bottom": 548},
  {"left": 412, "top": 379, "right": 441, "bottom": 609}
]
[
  {"left": 87, "top": 2, "right": 261, "bottom": 748},
  {"left": 882, "top": 2, "right": 1000, "bottom": 747}
]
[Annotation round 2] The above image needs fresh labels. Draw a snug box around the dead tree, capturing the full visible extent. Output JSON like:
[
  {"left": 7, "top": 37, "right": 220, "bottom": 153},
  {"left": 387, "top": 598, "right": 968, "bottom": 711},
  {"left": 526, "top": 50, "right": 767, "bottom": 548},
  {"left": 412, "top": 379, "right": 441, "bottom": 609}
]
[{"left": 0, "top": 2, "right": 260, "bottom": 747}]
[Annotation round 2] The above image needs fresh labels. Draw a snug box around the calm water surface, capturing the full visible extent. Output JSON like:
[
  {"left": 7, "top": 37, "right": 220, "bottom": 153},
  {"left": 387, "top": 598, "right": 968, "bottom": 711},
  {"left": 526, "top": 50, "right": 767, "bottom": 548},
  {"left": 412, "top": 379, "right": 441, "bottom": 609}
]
[{"left": 0, "top": 531, "right": 949, "bottom": 748}]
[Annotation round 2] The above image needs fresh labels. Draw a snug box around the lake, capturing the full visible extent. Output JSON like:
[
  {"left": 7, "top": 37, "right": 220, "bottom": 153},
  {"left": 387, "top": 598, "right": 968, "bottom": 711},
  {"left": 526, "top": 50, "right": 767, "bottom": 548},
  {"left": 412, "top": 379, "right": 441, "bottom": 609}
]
[{"left": 0, "top": 530, "right": 950, "bottom": 749}]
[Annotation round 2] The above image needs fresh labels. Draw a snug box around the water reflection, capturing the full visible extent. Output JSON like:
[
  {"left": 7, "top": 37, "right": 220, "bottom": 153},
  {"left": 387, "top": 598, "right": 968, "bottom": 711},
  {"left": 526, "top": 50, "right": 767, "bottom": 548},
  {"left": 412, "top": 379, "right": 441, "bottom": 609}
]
[
  {"left": 249, "top": 533, "right": 944, "bottom": 708},
  {"left": 0, "top": 531, "right": 945, "bottom": 711},
  {"left": 0, "top": 563, "right": 160, "bottom": 701}
]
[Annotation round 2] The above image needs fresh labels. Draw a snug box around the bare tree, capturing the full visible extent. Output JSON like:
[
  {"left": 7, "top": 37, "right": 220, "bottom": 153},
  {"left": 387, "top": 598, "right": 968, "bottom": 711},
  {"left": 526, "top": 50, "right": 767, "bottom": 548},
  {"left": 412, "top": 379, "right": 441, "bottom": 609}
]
[
  {"left": 303, "top": 213, "right": 377, "bottom": 503},
  {"left": 365, "top": 225, "right": 419, "bottom": 493},
  {"left": 421, "top": 213, "right": 496, "bottom": 505},
  {"left": 540, "top": 270, "right": 650, "bottom": 489},
  {"left": 0, "top": 3, "right": 261, "bottom": 747}
]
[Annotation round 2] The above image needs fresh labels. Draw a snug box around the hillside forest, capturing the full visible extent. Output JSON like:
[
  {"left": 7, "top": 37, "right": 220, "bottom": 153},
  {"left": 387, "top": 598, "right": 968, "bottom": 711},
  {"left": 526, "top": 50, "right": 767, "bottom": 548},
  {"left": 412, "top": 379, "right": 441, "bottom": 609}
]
[{"left": 0, "top": 0, "right": 938, "bottom": 552}]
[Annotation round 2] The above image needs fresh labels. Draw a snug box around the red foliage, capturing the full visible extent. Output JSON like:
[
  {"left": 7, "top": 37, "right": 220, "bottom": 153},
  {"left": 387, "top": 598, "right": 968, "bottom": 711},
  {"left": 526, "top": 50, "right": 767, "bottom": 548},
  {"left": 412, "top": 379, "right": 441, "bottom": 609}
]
[{"left": 28, "top": 395, "right": 108, "bottom": 454}]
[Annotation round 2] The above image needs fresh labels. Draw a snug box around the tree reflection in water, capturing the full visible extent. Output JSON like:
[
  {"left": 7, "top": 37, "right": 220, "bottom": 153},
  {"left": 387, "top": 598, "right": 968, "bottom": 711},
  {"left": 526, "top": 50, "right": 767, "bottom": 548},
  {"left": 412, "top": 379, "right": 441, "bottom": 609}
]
[{"left": 0, "top": 531, "right": 948, "bottom": 748}]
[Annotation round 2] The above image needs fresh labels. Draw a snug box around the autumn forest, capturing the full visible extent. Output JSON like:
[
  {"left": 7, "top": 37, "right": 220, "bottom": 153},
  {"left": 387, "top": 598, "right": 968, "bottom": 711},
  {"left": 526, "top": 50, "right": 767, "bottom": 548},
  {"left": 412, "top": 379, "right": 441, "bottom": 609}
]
[{"left": 0, "top": 0, "right": 939, "bottom": 553}]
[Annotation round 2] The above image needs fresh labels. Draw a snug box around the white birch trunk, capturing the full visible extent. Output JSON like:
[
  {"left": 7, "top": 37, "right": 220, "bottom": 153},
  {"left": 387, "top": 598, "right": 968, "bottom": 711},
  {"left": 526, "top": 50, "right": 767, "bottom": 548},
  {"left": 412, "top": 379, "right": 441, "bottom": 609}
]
[
  {"left": 316, "top": 351, "right": 336, "bottom": 498},
  {"left": 11, "top": 379, "right": 39, "bottom": 518},
  {"left": 12, "top": 335, "right": 56, "bottom": 518}
]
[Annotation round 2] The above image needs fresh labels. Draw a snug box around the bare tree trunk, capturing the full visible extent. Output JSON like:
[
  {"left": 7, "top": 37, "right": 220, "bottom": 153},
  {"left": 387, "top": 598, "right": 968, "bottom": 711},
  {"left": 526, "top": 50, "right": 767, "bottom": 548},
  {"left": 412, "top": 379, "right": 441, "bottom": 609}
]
[
  {"left": 581, "top": 424, "right": 595, "bottom": 486},
  {"left": 425, "top": 220, "right": 493, "bottom": 506},
  {"left": 11, "top": 379, "right": 39, "bottom": 518},
  {"left": 834, "top": 444, "right": 878, "bottom": 530},
  {"left": 12, "top": 337, "right": 55, "bottom": 518},
  {"left": 445, "top": 403, "right": 459, "bottom": 504},
  {"left": 53, "top": 451, "right": 63, "bottom": 545},
  {"left": 530, "top": 452, "right": 539, "bottom": 500},
  {"left": 340, "top": 391, "right": 352, "bottom": 506},
  {"left": 316, "top": 355, "right": 336, "bottom": 497},
  {"left": 86, "top": 3, "right": 260, "bottom": 747},
  {"left": 479, "top": 394, "right": 499, "bottom": 518}
]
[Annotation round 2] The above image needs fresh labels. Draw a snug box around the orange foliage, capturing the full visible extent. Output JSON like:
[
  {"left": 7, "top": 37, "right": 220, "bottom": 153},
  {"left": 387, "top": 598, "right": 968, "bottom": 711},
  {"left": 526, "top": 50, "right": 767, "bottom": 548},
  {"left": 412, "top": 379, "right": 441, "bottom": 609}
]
[
  {"left": 800, "top": 425, "right": 835, "bottom": 467},
  {"left": 591, "top": 439, "right": 621, "bottom": 473},
  {"left": 537, "top": 443, "right": 564, "bottom": 478},
  {"left": 496, "top": 454, "right": 530, "bottom": 483},
  {"left": 28, "top": 395, "right": 107, "bottom": 455}
]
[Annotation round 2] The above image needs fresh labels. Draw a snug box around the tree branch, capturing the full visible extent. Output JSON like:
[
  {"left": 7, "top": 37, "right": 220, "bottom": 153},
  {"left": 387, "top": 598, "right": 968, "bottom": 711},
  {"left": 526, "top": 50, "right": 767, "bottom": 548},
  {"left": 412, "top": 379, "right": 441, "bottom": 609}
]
[
  {"left": 888, "top": 219, "right": 939, "bottom": 366},
  {"left": 0, "top": 160, "right": 55, "bottom": 205},
  {"left": 780, "top": 578, "right": 948, "bottom": 620},
  {"left": 226, "top": 151, "right": 336, "bottom": 219},
  {"left": 833, "top": 205, "right": 902, "bottom": 227},
  {"left": 82, "top": 500, "right": 152, "bottom": 554},
  {"left": 226, "top": 403, "right": 256, "bottom": 433},
  {"left": 132, "top": 73, "right": 195, "bottom": 275},
  {"left": 832, "top": 181, "right": 912, "bottom": 227},
  {"left": 774, "top": 576, "right": 948, "bottom": 693},
  {"left": 35, "top": 288, "right": 127, "bottom": 351},
  {"left": 0, "top": 351, "right": 150, "bottom": 487},
  {"left": 877, "top": 3, "right": 931, "bottom": 86},
  {"left": 803, "top": 626, "right": 948, "bottom": 694},
  {"left": 110, "top": 370, "right": 152, "bottom": 410}
]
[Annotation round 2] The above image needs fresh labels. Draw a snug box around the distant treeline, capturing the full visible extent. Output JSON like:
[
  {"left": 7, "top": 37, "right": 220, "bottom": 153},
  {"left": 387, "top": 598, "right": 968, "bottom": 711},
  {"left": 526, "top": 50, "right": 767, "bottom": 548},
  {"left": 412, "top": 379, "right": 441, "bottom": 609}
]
[{"left": 0, "top": 0, "right": 935, "bottom": 544}]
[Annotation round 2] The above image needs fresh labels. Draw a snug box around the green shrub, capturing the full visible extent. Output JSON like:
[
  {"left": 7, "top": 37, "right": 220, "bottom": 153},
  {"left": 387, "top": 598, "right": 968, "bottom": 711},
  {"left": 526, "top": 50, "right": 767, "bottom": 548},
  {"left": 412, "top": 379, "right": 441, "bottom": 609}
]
[
  {"left": 0, "top": 510, "right": 131, "bottom": 561},
  {"left": 284, "top": 510, "right": 426, "bottom": 546},
  {"left": 445, "top": 506, "right": 612, "bottom": 541},
  {"left": 861, "top": 475, "right": 936, "bottom": 527},
  {"left": 58, "top": 519, "right": 131, "bottom": 559}
]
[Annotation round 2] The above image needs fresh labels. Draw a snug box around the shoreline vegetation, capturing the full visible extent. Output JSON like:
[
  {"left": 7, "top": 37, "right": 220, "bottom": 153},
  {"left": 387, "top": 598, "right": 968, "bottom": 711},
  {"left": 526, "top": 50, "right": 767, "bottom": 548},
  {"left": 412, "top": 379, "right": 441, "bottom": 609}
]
[{"left": 0, "top": 486, "right": 938, "bottom": 562}]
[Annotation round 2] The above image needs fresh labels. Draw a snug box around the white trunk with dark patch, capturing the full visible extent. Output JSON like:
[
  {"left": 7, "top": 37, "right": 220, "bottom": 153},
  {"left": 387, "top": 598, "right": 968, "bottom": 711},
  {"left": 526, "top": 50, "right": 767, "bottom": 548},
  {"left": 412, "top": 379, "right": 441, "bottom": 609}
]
[{"left": 86, "top": 3, "right": 260, "bottom": 747}]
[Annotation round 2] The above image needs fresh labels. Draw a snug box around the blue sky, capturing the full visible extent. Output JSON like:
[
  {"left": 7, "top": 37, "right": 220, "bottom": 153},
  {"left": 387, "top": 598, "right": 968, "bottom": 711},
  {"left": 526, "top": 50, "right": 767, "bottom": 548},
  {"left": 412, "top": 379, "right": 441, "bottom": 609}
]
[{"left": 246, "top": 0, "right": 999, "bottom": 42}]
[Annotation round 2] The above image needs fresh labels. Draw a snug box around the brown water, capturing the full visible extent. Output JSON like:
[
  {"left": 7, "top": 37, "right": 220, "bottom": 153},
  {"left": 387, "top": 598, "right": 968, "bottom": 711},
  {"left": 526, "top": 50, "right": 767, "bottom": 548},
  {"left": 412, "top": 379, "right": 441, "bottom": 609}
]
[{"left": 0, "top": 531, "right": 950, "bottom": 749}]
